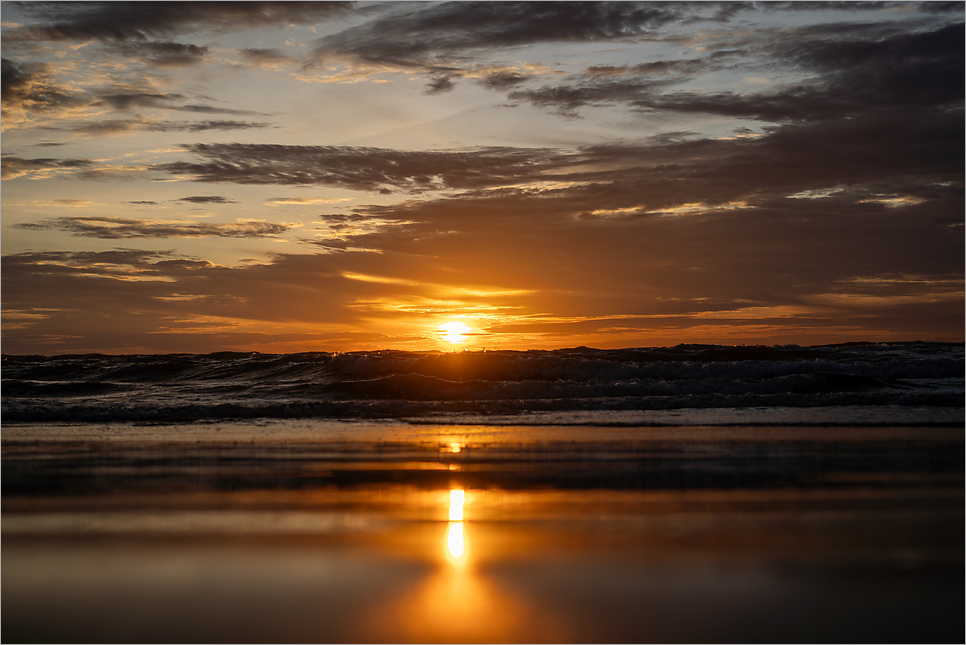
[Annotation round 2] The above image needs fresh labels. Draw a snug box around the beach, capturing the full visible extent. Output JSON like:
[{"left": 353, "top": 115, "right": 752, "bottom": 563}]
[{"left": 3, "top": 419, "right": 962, "bottom": 642}]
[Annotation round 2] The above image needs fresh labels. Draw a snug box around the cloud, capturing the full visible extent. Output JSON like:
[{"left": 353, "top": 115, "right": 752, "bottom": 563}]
[
  {"left": 508, "top": 77, "right": 677, "bottom": 118},
  {"left": 8, "top": 2, "right": 355, "bottom": 43},
  {"left": 238, "top": 48, "right": 295, "bottom": 67},
  {"left": 61, "top": 117, "right": 273, "bottom": 136},
  {"left": 305, "top": 1, "right": 950, "bottom": 83},
  {"left": 91, "top": 91, "right": 175, "bottom": 111},
  {"left": 4, "top": 3, "right": 961, "bottom": 354},
  {"left": 175, "top": 104, "right": 269, "bottom": 116},
  {"left": 15, "top": 216, "right": 295, "bottom": 239},
  {"left": 1, "top": 59, "right": 273, "bottom": 127},
  {"left": 780, "top": 22, "right": 965, "bottom": 110},
  {"left": 111, "top": 41, "right": 210, "bottom": 67},
  {"left": 480, "top": 70, "right": 529, "bottom": 90},
  {"left": 179, "top": 119, "right": 273, "bottom": 132},
  {"left": 308, "top": 2, "right": 733, "bottom": 75},
  {"left": 266, "top": 197, "right": 355, "bottom": 205},
  {"left": 584, "top": 59, "right": 711, "bottom": 77},
  {"left": 91, "top": 90, "right": 269, "bottom": 116},
  {"left": 506, "top": 23, "right": 964, "bottom": 121},
  {"left": 154, "top": 143, "right": 585, "bottom": 192},
  {"left": 424, "top": 76, "right": 457, "bottom": 95},
  {"left": 0, "top": 248, "right": 408, "bottom": 353},
  {"left": 1, "top": 58, "right": 85, "bottom": 125},
  {"left": 178, "top": 195, "right": 238, "bottom": 204},
  {"left": 4, "top": 187, "right": 961, "bottom": 353},
  {"left": 1, "top": 155, "right": 95, "bottom": 180},
  {"left": 14, "top": 84, "right": 963, "bottom": 207}
]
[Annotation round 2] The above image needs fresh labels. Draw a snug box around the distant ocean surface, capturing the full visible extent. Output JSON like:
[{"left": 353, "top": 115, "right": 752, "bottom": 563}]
[{"left": 4, "top": 342, "right": 962, "bottom": 426}]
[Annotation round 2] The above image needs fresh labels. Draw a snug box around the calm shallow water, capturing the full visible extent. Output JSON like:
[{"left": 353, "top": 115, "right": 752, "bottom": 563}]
[{"left": 3, "top": 420, "right": 963, "bottom": 642}]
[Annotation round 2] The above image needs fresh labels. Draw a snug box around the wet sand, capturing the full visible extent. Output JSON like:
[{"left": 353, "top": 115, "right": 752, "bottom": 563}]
[{"left": 3, "top": 421, "right": 963, "bottom": 642}]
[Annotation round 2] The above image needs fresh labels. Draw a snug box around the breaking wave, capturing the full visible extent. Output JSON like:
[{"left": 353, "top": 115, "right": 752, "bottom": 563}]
[{"left": 3, "top": 342, "right": 962, "bottom": 424}]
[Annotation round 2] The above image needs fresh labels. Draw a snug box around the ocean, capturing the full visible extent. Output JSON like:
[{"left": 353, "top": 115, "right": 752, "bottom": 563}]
[
  {"left": 4, "top": 341, "right": 963, "bottom": 424},
  {"left": 3, "top": 342, "right": 964, "bottom": 642}
]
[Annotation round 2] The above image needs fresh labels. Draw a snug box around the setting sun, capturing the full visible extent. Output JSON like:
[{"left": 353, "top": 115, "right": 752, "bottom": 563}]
[{"left": 439, "top": 321, "right": 472, "bottom": 344}]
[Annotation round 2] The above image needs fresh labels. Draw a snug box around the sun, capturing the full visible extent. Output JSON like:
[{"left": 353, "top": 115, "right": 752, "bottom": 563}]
[{"left": 439, "top": 321, "right": 472, "bottom": 344}]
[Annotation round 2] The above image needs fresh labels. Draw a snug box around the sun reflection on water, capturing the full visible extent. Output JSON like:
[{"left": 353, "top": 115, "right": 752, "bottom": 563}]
[
  {"left": 448, "top": 489, "right": 464, "bottom": 522},
  {"left": 447, "top": 489, "right": 466, "bottom": 560},
  {"left": 446, "top": 522, "right": 465, "bottom": 560},
  {"left": 373, "top": 487, "right": 548, "bottom": 642}
]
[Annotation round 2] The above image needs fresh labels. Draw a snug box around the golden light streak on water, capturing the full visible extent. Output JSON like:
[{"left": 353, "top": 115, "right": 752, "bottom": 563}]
[
  {"left": 448, "top": 489, "right": 464, "bottom": 522},
  {"left": 446, "top": 522, "right": 465, "bottom": 560}
]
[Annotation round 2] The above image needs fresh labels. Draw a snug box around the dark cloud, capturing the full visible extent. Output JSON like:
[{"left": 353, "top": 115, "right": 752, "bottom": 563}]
[
  {"left": 761, "top": 1, "right": 952, "bottom": 13},
  {"left": 92, "top": 91, "right": 180, "bottom": 110},
  {"left": 1, "top": 58, "right": 84, "bottom": 119},
  {"left": 112, "top": 41, "right": 210, "bottom": 67},
  {"left": 424, "top": 76, "right": 457, "bottom": 95},
  {"left": 584, "top": 59, "right": 710, "bottom": 77},
  {"left": 176, "top": 104, "right": 269, "bottom": 116},
  {"left": 91, "top": 90, "right": 268, "bottom": 116},
  {"left": 781, "top": 22, "right": 965, "bottom": 110},
  {"left": 917, "top": 1, "right": 965, "bottom": 13},
  {"left": 508, "top": 78, "right": 674, "bottom": 117},
  {"left": 8, "top": 1, "right": 355, "bottom": 43},
  {"left": 309, "top": 1, "right": 721, "bottom": 74},
  {"left": 239, "top": 48, "right": 295, "bottom": 66},
  {"left": 150, "top": 88, "right": 963, "bottom": 209},
  {"left": 179, "top": 119, "right": 273, "bottom": 132},
  {"left": 307, "top": 1, "right": 949, "bottom": 78},
  {"left": 15, "top": 216, "right": 293, "bottom": 239},
  {"left": 1, "top": 156, "right": 95, "bottom": 180},
  {"left": 63, "top": 117, "right": 272, "bottom": 136},
  {"left": 154, "top": 143, "right": 583, "bottom": 192},
  {"left": 2, "top": 63, "right": 269, "bottom": 124},
  {"left": 507, "top": 23, "right": 964, "bottom": 121},
  {"left": 178, "top": 195, "right": 237, "bottom": 204},
  {"left": 480, "top": 71, "right": 529, "bottom": 90},
  {"left": 127, "top": 201, "right": 158, "bottom": 205}
]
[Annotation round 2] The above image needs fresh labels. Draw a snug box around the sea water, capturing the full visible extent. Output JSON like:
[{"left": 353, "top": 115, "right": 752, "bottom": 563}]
[
  {"left": 3, "top": 341, "right": 962, "bottom": 424},
  {"left": 2, "top": 342, "right": 963, "bottom": 642}
]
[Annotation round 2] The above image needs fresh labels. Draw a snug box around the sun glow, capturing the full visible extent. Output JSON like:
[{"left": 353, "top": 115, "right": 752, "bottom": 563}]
[{"left": 439, "top": 321, "right": 472, "bottom": 344}]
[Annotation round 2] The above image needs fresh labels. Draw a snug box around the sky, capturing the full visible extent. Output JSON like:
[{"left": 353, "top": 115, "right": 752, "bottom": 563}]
[{"left": 1, "top": 1, "right": 963, "bottom": 354}]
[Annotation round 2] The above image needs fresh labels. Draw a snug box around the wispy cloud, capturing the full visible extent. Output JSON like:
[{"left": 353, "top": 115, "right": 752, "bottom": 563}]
[
  {"left": 7, "top": 2, "right": 354, "bottom": 43},
  {"left": 307, "top": 2, "right": 731, "bottom": 76},
  {"left": 266, "top": 197, "right": 355, "bottom": 205},
  {"left": 110, "top": 41, "right": 210, "bottom": 67},
  {"left": 178, "top": 195, "right": 238, "bottom": 205},
  {"left": 15, "top": 216, "right": 296, "bottom": 239},
  {"left": 1, "top": 155, "right": 96, "bottom": 180},
  {"left": 1, "top": 58, "right": 86, "bottom": 126},
  {"left": 154, "top": 144, "right": 585, "bottom": 192},
  {"left": 507, "top": 23, "right": 964, "bottom": 121}
]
